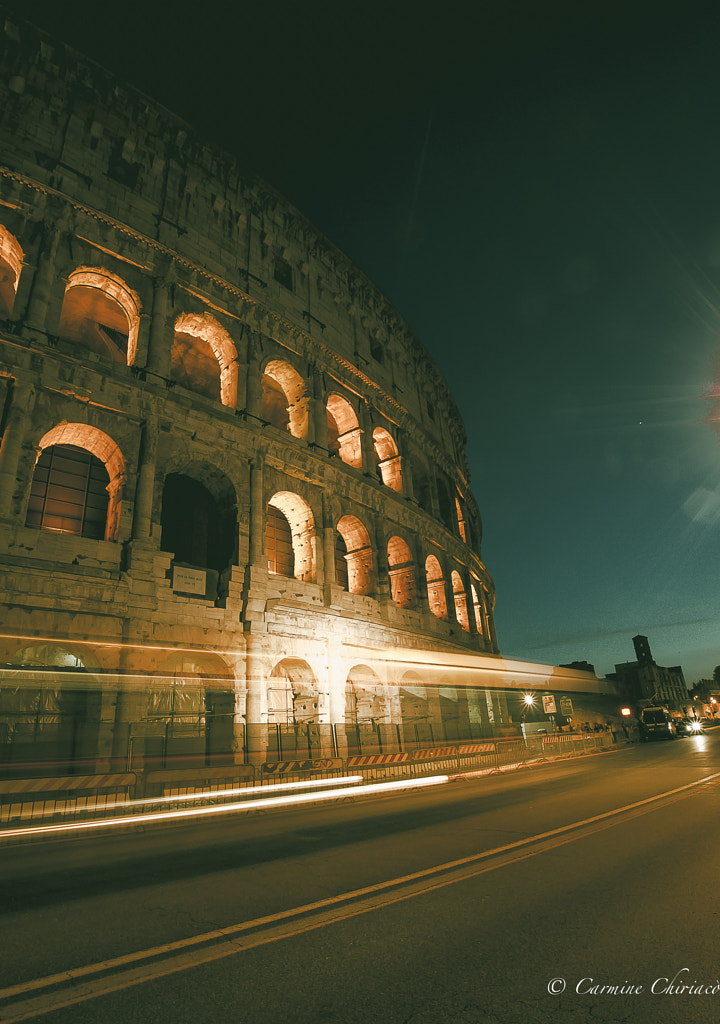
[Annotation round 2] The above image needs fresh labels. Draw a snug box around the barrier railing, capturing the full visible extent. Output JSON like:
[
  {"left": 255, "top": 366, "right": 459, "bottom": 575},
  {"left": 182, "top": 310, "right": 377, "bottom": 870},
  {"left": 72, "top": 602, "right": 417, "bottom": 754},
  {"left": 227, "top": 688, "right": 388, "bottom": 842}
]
[{"left": 0, "top": 731, "right": 618, "bottom": 829}]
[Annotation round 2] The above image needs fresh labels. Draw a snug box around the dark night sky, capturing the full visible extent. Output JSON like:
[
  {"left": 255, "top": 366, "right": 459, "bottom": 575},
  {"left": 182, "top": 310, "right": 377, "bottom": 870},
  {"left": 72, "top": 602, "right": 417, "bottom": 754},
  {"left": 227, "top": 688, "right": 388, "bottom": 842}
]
[{"left": 11, "top": 0, "right": 720, "bottom": 682}]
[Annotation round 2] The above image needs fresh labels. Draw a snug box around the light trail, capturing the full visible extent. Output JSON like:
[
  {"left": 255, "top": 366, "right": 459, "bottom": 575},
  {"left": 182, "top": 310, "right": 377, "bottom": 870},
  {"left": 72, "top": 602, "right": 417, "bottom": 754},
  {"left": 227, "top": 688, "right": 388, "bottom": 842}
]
[
  {"left": 0, "top": 774, "right": 449, "bottom": 840},
  {"left": 21, "top": 774, "right": 366, "bottom": 820}
]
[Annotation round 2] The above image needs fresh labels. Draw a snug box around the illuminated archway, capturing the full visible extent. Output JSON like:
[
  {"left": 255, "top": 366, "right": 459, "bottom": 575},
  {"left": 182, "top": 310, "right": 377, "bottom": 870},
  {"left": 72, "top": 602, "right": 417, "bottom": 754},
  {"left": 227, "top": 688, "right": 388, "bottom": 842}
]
[
  {"left": 0, "top": 225, "right": 23, "bottom": 316},
  {"left": 387, "top": 535, "right": 416, "bottom": 608},
  {"left": 58, "top": 267, "right": 141, "bottom": 364},
  {"left": 326, "top": 393, "right": 362, "bottom": 467},
  {"left": 28, "top": 423, "right": 126, "bottom": 541},
  {"left": 425, "top": 554, "right": 448, "bottom": 620},
  {"left": 373, "top": 427, "right": 402, "bottom": 492},
  {"left": 345, "top": 664, "right": 385, "bottom": 724},
  {"left": 267, "top": 491, "right": 316, "bottom": 581},
  {"left": 268, "top": 658, "right": 319, "bottom": 724},
  {"left": 171, "top": 313, "right": 238, "bottom": 407},
  {"left": 261, "top": 360, "right": 308, "bottom": 438},
  {"left": 336, "top": 515, "right": 372, "bottom": 595},
  {"left": 451, "top": 570, "right": 470, "bottom": 631}
]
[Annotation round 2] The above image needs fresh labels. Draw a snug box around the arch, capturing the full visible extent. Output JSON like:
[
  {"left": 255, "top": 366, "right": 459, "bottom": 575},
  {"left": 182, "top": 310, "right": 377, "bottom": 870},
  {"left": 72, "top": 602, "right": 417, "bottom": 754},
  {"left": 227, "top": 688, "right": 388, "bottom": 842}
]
[
  {"left": 0, "top": 224, "right": 23, "bottom": 316},
  {"left": 326, "top": 393, "right": 362, "bottom": 467},
  {"left": 0, "top": 642, "right": 100, "bottom": 769},
  {"left": 28, "top": 423, "right": 126, "bottom": 541},
  {"left": 373, "top": 427, "right": 402, "bottom": 492},
  {"left": 451, "top": 569, "right": 470, "bottom": 631},
  {"left": 455, "top": 492, "right": 467, "bottom": 543},
  {"left": 387, "top": 535, "right": 416, "bottom": 608},
  {"left": 160, "top": 471, "right": 236, "bottom": 576},
  {"left": 268, "top": 658, "right": 318, "bottom": 724},
  {"left": 261, "top": 359, "right": 308, "bottom": 439},
  {"left": 336, "top": 514, "right": 372, "bottom": 595},
  {"left": 470, "top": 582, "right": 484, "bottom": 636},
  {"left": 267, "top": 491, "right": 316, "bottom": 581},
  {"left": 58, "top": 267, "right": 141, "bottom": 364},
  {"left": 425, "top": 554, "right": 448, "bottom": 620},
  {"left": 147, "top": 652, "right": 235, "bottom": 766},
  {"left": 398, "top": 669, "right": 430, "bottom": 730},
  {"left": 5, "top": 642, "right": 92, "bottom": 671},
  {"left": 345, "top": 664, "right": 385, "bottom": 724},
  {"left": 171, "top": 313, "right": 238, "bottom": 407}
]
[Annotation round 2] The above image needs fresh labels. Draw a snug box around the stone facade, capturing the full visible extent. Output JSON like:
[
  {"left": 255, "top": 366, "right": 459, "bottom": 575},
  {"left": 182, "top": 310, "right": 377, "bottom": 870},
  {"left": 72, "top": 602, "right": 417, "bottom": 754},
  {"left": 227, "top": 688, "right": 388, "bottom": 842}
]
[{"left": 0, "top": 17, "right": 514, "bottom": 768}]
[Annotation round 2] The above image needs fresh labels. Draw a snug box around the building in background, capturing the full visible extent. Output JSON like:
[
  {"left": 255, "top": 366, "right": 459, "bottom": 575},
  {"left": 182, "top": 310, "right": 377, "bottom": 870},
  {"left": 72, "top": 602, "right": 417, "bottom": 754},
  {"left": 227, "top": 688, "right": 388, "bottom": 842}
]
[{"left": 607, "top": 635, "right": 688, "bottom": 708}]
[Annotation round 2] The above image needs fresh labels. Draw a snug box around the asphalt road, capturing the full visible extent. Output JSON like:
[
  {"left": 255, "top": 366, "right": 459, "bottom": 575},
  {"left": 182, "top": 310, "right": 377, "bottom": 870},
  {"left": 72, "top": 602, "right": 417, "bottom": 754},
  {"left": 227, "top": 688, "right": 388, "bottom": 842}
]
[{"left": 2, "top": 733, "right": 720, "bottom": 1024}]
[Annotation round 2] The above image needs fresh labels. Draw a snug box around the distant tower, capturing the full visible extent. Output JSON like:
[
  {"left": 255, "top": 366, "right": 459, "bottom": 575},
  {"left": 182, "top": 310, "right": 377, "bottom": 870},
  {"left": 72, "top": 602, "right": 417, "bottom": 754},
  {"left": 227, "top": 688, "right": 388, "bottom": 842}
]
[{"left": 633, "top": 635, "right": 654, "bottom": 666}]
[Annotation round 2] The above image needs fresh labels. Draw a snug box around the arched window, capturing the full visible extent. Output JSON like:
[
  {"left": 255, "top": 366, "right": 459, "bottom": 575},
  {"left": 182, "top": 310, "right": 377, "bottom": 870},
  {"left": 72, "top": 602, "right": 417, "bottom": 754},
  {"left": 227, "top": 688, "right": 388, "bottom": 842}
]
[
  {"left": 387, "top": 535, "right": 416, "bottom": 608},
  {"left": 261, "top": 360, "right": 308, "bottom": 439},
  {"left": 425, "top": 554, "right": 448, "bottom": 620},
  {"left": 266, "top": 492, "right": 316, "bottom": 581},
  {"left": 326, "top": 394, "right": 362, "bottom": 467},
  {"left": 26, "top": 423, "right": 126, "bottom": 542},
  {"left": 0, "top": 225, "right": 23, "bottom": 317},
  {"left": 170, "top": 313, "right": 238, "bottom": 407},
  {"left": 451, "top": 570, "right": 470, "bottom": 631},
  {"left": 373, "top": 427, "right": 402, "bottom": 492},
  {"left": 58, "top": 268, "right": 141, "bottom": 364},
  {"left": 25, "top": 444, "right": 109, "bottom": 539},
  {"left": 336, "top": 515, "right": 372, "bottom": 595},
  {"left": 266, "top": 505, "right": 294, "bottom": 577}
]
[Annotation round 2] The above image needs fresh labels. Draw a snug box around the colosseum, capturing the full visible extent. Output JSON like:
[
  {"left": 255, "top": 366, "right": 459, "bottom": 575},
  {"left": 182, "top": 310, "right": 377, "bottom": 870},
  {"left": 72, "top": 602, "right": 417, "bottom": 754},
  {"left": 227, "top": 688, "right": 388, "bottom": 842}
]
[{"left": 0, "top": 17, "right": 619, "bottom": 779}]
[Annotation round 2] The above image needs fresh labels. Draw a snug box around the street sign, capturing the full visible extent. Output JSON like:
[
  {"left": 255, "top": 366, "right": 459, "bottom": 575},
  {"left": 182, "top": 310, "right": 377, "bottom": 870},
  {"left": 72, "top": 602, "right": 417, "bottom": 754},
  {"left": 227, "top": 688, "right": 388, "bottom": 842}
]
[
  {"left": 559, "top": 697, "right": 573, "bottom": 716},
  {"left": 542, "top": 695, "right": 557, "bottom": 714}
]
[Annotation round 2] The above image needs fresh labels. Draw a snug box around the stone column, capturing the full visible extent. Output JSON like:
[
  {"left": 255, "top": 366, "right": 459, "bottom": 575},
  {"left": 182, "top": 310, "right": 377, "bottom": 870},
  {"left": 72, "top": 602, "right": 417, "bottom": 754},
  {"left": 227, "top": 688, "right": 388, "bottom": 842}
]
[
  {"left": 131, "top": 412, "right": 159, "bottom": 541},
  {"left": 372, "top": 515, "right": 390, "bottom": 599},
  {"left": 146, "top": 272, "right": 175, "bottom": 379},
  {"left": 0, "top": 380, "right": 36, "bottom": 520},
  {"left": 245, "top": 334, "right": 263, "bottom": 420},
  {"left": 357, "top": 401, "right": 376, "bottom": 474},
  {"left": 484, "top": 589, "right": 499, "bottom": 652},
  {"left": 249, "top": 454, "right": 265, "bottom": 566},
  {"left": 311, "top": 366, "right": 328, "bottom": 450},
  {"left": 244, "top": 635, "right": 268, "bottom": 764},
  {"left": 25, "top": 220, "right": 66, "bottom": 335},
  {"left": 322, "top": 491, "right": 335, "bottom": 604},
  {"left": 396, "top": 429, "right": 414, "bottom": 500}
]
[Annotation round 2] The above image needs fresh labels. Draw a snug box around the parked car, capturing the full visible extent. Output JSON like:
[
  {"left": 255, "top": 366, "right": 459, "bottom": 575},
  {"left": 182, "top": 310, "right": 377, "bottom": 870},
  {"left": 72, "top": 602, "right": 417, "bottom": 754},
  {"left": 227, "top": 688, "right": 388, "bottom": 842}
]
[
  {"left": 638, "top": 707, "right": 677, "bottom": 741},
  {"left": 675, "top": 718, "right": 704, "bottom": 737}
]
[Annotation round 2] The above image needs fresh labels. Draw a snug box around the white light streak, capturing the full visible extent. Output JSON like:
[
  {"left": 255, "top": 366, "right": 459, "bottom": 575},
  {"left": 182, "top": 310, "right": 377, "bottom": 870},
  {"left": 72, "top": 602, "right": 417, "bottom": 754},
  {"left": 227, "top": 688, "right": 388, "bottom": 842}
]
[
  {"left": 0, "top": 775, "right": 449, "bottom": 840},
  {"left": 27, "top": 775, "right": 366, "bottom": 819}
]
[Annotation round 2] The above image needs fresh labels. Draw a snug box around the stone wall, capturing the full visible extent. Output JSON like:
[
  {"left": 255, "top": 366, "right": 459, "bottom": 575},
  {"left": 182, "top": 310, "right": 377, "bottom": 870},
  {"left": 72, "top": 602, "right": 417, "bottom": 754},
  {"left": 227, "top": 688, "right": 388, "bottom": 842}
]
[{"left": 0, "top": 16, "right": 511, "bottom": 767}]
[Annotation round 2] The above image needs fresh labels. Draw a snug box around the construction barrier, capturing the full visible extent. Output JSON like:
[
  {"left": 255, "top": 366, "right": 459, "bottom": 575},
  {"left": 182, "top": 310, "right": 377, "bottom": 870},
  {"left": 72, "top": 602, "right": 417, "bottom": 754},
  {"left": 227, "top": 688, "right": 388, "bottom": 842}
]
[
  {"left": 0, "top": 772, "right": 136, "bottom": 823},
  {"left": 0, "top": 732, "right": 619, "bottom": 828}
]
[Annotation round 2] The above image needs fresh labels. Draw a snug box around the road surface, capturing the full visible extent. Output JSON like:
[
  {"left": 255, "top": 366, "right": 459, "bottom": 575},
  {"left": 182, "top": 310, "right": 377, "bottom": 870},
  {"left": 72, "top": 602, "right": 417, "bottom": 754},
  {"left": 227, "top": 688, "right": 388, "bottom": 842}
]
[{"left": 1, "top": 733, "right": 719, "bottom": 1023}]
